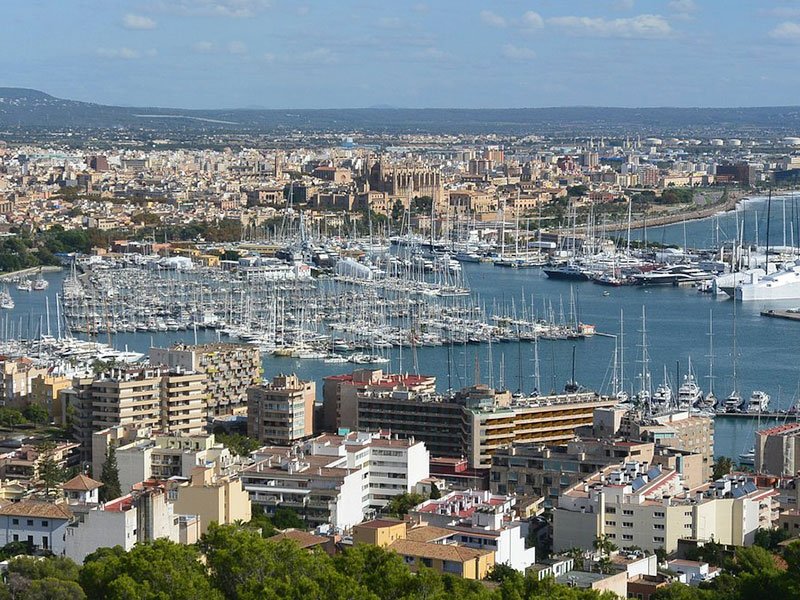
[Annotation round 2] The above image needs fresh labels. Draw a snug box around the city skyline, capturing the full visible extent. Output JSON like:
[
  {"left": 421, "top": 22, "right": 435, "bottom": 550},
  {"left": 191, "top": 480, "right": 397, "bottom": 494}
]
[{"left": 4, "top": 0, "right": 800, "bottom": 110}]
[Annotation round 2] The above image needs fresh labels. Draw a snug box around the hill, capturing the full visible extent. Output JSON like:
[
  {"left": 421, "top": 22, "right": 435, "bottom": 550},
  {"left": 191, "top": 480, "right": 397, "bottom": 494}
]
[{"left": 2, "top": 87, "right": 800, "bottom": 136}]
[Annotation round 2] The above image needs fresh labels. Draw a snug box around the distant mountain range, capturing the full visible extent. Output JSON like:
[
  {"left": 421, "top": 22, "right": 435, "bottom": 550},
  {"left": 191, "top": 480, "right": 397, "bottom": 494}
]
[{"left": 2, "top": 87, "right": 800, "bottom": 136}]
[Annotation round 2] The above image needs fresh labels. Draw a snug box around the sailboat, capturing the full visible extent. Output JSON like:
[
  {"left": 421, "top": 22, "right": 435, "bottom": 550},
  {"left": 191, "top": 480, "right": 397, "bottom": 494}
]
[
  {"left": 634, "top": 306, "right": 652, "bottom": 409},
  {"left": 724, "top": 295, "right": 743, "bottom": 412},
  {"left": 703, "top": 310, "right": 717, "bottom": 410},
  {"left": 0, "top": 286, "right": 14, "bottom": 310}
]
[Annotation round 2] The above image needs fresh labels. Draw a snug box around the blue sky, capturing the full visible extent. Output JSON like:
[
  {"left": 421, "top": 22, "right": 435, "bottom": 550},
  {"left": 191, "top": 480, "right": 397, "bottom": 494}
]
[{"left": 3, "top": 0, "right": 800, "bottom": 109}]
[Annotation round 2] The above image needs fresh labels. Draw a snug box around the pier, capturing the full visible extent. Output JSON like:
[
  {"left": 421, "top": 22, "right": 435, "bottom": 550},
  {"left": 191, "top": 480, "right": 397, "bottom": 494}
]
[
  {"left": 0, "top": 265, "right": 62, "bottom": 282},
  {"left": 760, "top": 309, "right": 800, "bottom": 322},
  {"left": 713, "top": 412, "right": 799, "bottom": 420}
]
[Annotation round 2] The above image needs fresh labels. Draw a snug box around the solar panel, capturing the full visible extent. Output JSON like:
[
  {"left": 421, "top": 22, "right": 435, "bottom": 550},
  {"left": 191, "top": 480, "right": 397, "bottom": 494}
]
[
  {"left": 646, "top": 467, "right": 661, "bottom": 480},
  {"left": 631, "top": 476, "right": 646, "bottom": 491}
]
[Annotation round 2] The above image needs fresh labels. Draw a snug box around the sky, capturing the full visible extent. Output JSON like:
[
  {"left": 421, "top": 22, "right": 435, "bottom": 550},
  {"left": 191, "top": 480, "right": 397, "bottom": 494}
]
[{"left": 3, "top": 0, "right": 800, "bottom": 109}]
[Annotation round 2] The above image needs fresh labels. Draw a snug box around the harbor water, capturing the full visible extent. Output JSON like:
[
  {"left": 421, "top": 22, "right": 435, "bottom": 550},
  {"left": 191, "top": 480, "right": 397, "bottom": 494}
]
[{"left": 6, "top": 198, "right": 800, "bottom": 462}]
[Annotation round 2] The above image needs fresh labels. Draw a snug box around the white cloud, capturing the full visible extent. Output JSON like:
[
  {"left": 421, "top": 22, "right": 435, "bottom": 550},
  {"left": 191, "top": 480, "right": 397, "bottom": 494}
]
[
  {"left": 667, "top": 0, "right": 696, "bottom": 13},
  {"left": 480, "top": 10, "right": 506, "bottom": 28},
  {"left": 548, "top": 14, "right": 672, "bottom": 39},
  {"left": 148, "top": 0, "right": 271, "bottom": 18},
  {"left": 764, "top": 7, "right": 800, "bottom": 18},
  {"left": 379, "top": 17, "right": 403, "bottom": 29},
  {"left": 123, "top": 14, "right": 156, "bottom": 30},
  {"left": 614, "top": 0, "right": 635, "bottom": 10},
  {"left": 520, "top": 11, "right": 544, "bottom": 31},
  {"left": 192, "top": 41, "right": 216, "bottom": 53},
  {"left": 295, "top": 48, "right": 338, "bottom": 65},
  {"left": 502, "top": 44, "right": 536, "bottom": 61},
  {"left": 770, "top": 21, "right": 800, "bottom": 41},
  {"left": 96, "top": 47, "right": 143, "bottom": 60},
  {"left": 412, "top": 47, "right": 451, "bottom": 62},
  {"left": 227, "top": 40, "right": 247, "bottom": 55}
]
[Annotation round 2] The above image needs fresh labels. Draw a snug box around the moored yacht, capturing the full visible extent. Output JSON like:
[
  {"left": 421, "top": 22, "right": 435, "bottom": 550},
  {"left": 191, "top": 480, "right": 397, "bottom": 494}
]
[
  {"left": 745, "top": 390, "right": 770, "bottom": 413},
  {"left": 735, "top": 259, "right": 800, "bottom": 301}
]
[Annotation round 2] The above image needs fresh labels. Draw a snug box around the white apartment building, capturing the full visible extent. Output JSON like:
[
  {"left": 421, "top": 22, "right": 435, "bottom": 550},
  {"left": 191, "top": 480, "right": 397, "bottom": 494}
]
[
  {"left": 65, "top": 486, "right": 200, "bottom": 564},
  {"left": 407, "top": 490, "right": 536, "bottom": 572},
  {"left": 241, "top": 431, "right": 429, "bottom": 530},
  {"left": 553, "top": 462, "right": 779, "bottom": 554},
  {"left": 112, "top": 433, "right": 236, "bottom": 494}
]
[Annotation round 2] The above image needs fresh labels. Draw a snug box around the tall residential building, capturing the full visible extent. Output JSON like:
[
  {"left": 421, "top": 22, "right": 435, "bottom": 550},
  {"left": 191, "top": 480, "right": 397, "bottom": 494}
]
[
  {"left": 149, "top": 343, "right": 261, "bottom": 418},
  {"left": 247, "top": 374, "right": 315, "bottom": 445},
  {"left": 241, "top": 431, "right": 429, "bottom": 529},
  {"left": 621, "top": 410, "right": 715, "bottom": 482},
  {"left": 354, "top": 382, "right": 616, "bottom": 469},
  {"left": 171, "top": 466, "right": 251, "bottom": 535},
  {"left": 553, "top": 462, "right": 778, "bottom": 554},
  {"left": 755, "top": 423, "right": 800, "bottom": 476},
  {"left": 65, "top": 366, "right": 209, "bottom": 461},
  {"left": 490, "top": 440, "right": 706, "bottom": 505},
  {"left": 322, "top": 369, "right": 436, "bottom": 432}
]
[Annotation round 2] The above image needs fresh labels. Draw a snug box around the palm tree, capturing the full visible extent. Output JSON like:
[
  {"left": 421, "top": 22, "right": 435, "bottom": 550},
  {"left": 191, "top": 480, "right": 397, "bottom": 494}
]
[{"left": 593, "top": 534, "right": 618, "bottom": 558}]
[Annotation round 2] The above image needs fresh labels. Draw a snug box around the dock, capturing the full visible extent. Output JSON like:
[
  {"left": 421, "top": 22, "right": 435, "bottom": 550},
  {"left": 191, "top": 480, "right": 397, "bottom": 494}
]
[
  {"left": 713, "top": 412, "right": 799, "bottom": 420},
  {"left": 0, "top": 265, "right": 62, "bottom": 282},
  {"left": 760, "top": 309, "right": 800, "bottom": 322}
]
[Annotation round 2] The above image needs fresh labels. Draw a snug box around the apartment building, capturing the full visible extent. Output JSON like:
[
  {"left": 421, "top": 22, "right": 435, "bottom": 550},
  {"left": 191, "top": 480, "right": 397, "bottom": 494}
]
[
  {"left": 65, "top": 366, "right": 209, "bottom": 460},
  {"left": 0, "top": 501, "right": 73, "bottom": 555},
  {"left": 64, "top": 483, "right": 200, "bottom": 564},
  {"left": 171, "top": 466, "right": 251, "bottom": 534},
  {"left": 490, "top": 439, "right": 706, "bottom": 505},
  {"left": 110, "top": 433, "right": 237, "bottom": 494},
  {"left": 353, "top": 519, "right": 495, "bottom": 580},
  {"left": 553, "top": 462, "right": 779, "bottom": 554},
  {"left": 241, "top": 431, "right": 429, "bottom": 529},
  {"left": 349, "top": 380, "right": 616, "bottom": 468},
  {"left": 247, "top": 374, "right": 315, "bottom": 445},
  {"left": 407, "top": 490, "right": 536, "bottom": 572},
  {"left": 149, "top": 342, "right": 261, "bottom": 417},
  {"left": 755, "top": 422, "right": 800, "bottom": 476},
  {"left": 322, "top": 369, "right": 436, "bottom": 432},
  {"left": 621, "top": 410, "right": 715, "bottom": 481}
]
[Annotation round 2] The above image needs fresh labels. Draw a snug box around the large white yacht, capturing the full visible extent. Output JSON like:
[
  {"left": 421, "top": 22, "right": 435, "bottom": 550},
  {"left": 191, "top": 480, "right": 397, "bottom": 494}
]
[
  {"left": 745, "top": 390, "right": 770, "bottom": 413},
  {"left": 735, "top": 259, "right": 800, "bottom": 301}
]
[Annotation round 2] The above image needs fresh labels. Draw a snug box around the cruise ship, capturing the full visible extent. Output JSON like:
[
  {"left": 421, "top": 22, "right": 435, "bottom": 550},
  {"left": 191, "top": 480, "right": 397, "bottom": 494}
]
[{"left": 735, "top": 259, "right": 800, "bottom": 301}]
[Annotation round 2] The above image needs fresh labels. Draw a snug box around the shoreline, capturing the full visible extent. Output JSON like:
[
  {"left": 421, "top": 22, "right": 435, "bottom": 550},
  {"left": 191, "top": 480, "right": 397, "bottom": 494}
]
[
  {"left": 603, "top": 190, "right": 745, "bottom": 233},
  {"left": 0, "top": 265, "right": 62, "bottom": 282}
]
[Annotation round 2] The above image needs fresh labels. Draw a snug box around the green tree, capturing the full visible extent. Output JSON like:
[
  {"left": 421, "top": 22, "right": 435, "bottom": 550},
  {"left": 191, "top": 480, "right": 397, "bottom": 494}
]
[
  {"left": 593, "top": 534, "right": 617, "bottom": 557},
  {"left": 11, "top": 578, "right": 86, "bottom": 600},
  {"left": 99, "top": 445, "right": 122, "bottom": 501},
  {"left": 428, "top": 484, "right": 441, "bottom": 500},
  {"left": 216, "top": 432, "right": 260, "bottom": 457},
  {"left": 712, "top": 456, "right": 733, "bottom": 480},
  {"left": 754, "top": 527, "right": 791, "bottom": 551},
  {"left": 22, "top": 404, "right": 49, "bottom": 425},
  {"left": 0, "top": 407, "right": 26, "bottom": 428},
  {"left": 79, "top": 540, "right": 222, "bottom": 600},
  {"left": 385, "top": 492, "right": 425, "bottom": 518},
  {"left": 272, "top": 507, "right": 305, "bottom": 530},
  {"left": 390, "top": 200, "right": 404, "bottom": 223},
  {"left": 36, "top": 442, "right": 65, "bottom": 498},
  {"left": 7, "top": 556, "right": 81, "bottom": 582}
]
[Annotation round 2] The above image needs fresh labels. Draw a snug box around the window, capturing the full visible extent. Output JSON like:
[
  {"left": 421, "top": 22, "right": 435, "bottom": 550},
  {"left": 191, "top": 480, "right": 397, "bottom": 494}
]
[
  {"left": 41, "top": 521, "right": 48, "bottom": 527},
  {"left": 622, "top": 534, "right": 633, "bottom": 541},
  {"left": 421, "top": 558, "right": 432, "bottom": 568},
  {"left": 654, "top": 524, "right": 665, "bottom": 530},
  {"left": 623, "top": 510, "right": 634, "bottom": 516},
  {"left": 622, "top": 522, "right": 633, "bottom": 528},
  {"left": 11, "top": 519, "right": 18, "bottom": 525},
  {"left": 654, "top": 512, "right": 664, "bottom": 518},
  {"left": 607, "top": 533, "right": 616, "bottom": 539},
  {"left": 41, "top": 536, "right": 48, "bottom": 550},
  {"left": 26, "top": 520, "right": 33, "bottom": 527},
  {"left": 606, "top": 507, "right": 616, "bottom": 514},
  {"left": 654, "top": 536, "right": 664, "bottom": 543},
  {"left": 12, "top": 535, "right": 18, "bottom": 542},
  {"left": 605, "top": 521, "right": 616, "bottom": 527}
]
